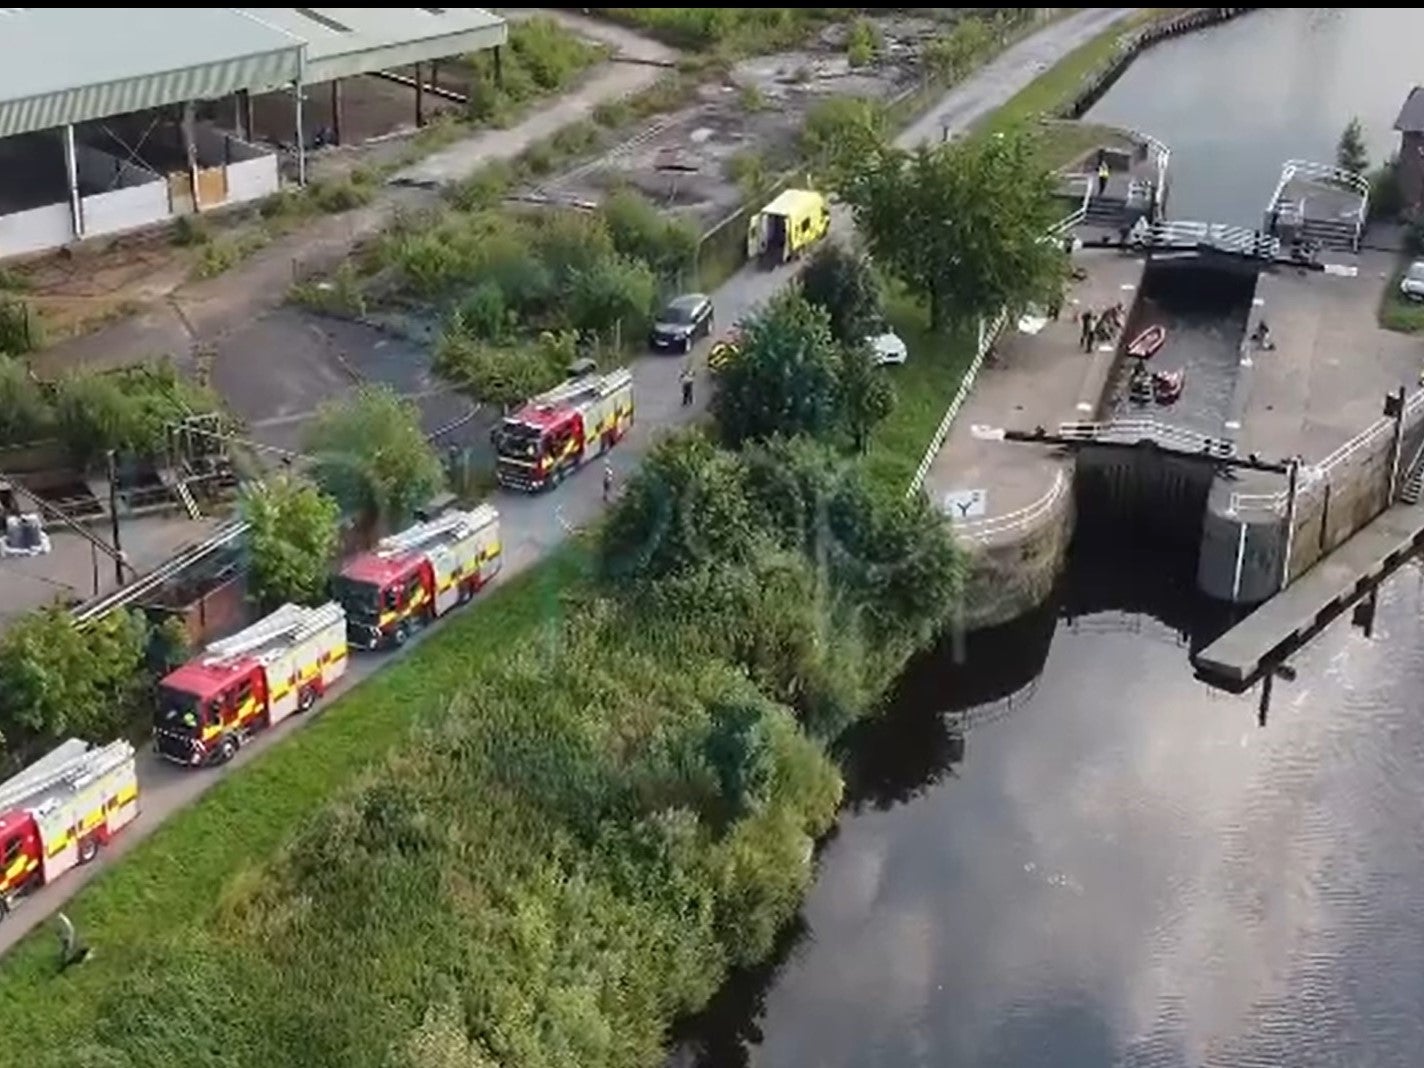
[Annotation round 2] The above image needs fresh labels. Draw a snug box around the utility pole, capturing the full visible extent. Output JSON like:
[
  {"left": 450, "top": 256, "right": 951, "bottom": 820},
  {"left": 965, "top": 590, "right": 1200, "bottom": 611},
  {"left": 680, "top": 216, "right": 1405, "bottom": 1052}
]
[{"left": 106, "top": 449, "right": 124, "bottom": 586}]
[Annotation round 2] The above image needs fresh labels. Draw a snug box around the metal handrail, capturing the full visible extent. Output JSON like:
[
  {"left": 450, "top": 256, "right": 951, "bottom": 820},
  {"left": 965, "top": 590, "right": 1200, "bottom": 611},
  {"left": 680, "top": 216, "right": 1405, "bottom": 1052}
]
[
  {"left": 1058, "top": 419, "right": 1237, "bottom": 456},
  {"left": 1279, "top": 159, "right": 1370, "bottom": 199},
  {"left": 907, "top": 308, "right": 1009, "bottom": 498},
  {"left": 1229, "top": 389, "right": 1424, "bottom": 514},
  {"left": 1144, "top": 220, "right": 1279, "bottom": 258},
  {"left": 952, "top": 468, "right": 1068, "bottom": 543}
]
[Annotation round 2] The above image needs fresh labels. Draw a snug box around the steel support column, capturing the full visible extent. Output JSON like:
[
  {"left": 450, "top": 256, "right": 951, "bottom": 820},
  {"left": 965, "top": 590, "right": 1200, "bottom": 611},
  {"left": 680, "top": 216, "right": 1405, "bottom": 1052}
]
[
  {"left": 414, "top": 62, "right": 425, "bottom": 127},
  {"left": 61, "top": 123, "right": 83, "bottom": 239},
  {"left": 331, "top": 79, "right": 343, "bottom": 146},
  {"left": 293, "top": 79, "right": 307, "bottom": 186}
]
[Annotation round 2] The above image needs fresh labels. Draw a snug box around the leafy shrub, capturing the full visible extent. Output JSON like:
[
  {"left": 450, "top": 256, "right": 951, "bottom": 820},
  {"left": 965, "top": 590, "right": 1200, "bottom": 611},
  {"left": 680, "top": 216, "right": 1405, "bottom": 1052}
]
[
  {"left": 845, "top": 17, "right": 881, "bottom": 67},
  {"left": 51, "top": 360, "right": 221, "bottom": 465},
  {"left": 601, "top": 188, "right": 699, "bottom": 279},
  {"left": 592, "top": 8, "right": 836, "bottom": 53},
  {"left": 433, "top": 330, "right": 566, "bottom": 409},
  {"left": 0, "top": 606, "right": 151, "bottom": 769},
  {"left": 457, "top": 281, "right": 510, "bottom": 341},
  {"left": 0, "top": 353, "right": 50, "bottom": 445},
  {"left": 569, "top": 254, "right": 658, "bottom": 339},
  {"left": 0, "top": 297, "right": 36, "bottom": 354},
  {"left": 463, "top": 16, "right": 604, "bottom": 123}
]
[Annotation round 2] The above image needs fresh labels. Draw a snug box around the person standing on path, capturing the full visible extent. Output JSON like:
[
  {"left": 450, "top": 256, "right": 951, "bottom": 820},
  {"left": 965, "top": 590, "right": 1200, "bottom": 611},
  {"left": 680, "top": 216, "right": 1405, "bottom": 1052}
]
[
  {"left": 1097, "top": 159, "right": 1110, "bottom": 196},
  {"left": 1079, "top": 309, "right": 1095, "bottom": 352},
  {"left": 56, "top": 912, "right": 90, "bottom": 972},
  {"left": 602, "top": 460, "right": 614, "bottom": 504},
  {"left": 680, "top": 363, "right": 695, "bottom": 407}
]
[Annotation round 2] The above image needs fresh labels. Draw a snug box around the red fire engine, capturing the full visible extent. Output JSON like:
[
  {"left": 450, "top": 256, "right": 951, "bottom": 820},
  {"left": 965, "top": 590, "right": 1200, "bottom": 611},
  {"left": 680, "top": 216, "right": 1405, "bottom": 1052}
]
[
  {"left": 154, "top": 601, "right": 349, "bottom": 767},
  {"left": 0, "top": 738, "right": 138, "bottom": 918},
  {"left": 493, "top": 367, "right": 634, "bottom": 491},
  {"left": 334, "top": 504, "right": 502, "bottom": 651}
]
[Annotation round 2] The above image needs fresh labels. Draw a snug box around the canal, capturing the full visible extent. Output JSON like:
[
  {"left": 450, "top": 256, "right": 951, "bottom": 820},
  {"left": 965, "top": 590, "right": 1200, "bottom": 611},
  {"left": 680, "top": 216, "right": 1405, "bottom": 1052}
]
[{"left": 673, "top": 9, "right": 1424, "bottom": 1067}]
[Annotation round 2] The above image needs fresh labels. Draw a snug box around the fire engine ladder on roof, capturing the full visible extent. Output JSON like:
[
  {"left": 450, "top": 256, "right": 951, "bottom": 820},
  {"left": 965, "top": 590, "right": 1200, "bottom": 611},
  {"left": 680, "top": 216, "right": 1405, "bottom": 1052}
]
[
  {"left": 202, "top": 602, "right": 343, "bottom": 665},
  {"left": 376, "top": 505, "right": 496, "bottom": 557},
  {"left": 0, "top": 739, "right": 133, "bottom": 813},
  {"left": 533, "top": 368, "right": 632, "bottom": 410}
]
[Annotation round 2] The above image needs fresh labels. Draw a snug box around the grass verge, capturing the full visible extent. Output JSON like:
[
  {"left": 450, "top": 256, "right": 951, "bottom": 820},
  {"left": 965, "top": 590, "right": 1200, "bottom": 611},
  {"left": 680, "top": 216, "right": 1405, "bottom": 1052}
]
[
  {"left": 977, "top": 8, "right": 1181, "bottom": 137},
  {"left": 864, "top": 292, "right": 976, "bottom": 493},
  {"left": 1379, "top": 266, "right": 1424, "bottom": 334},
  {"left": 0, "top": 544, "right": 589, "bottom": 1019}
]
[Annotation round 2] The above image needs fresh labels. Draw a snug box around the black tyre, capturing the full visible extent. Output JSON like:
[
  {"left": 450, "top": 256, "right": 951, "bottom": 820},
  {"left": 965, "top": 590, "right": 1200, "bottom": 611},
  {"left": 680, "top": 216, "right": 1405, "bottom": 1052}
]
[
  {"left": 458, "top": 582, "right": 474, "bottom": 605},
  {"left": 297, "top": 686, "right": 317, "bottom": 713},
  {"left": 218, "top": 736, "right": 239, "bottom": 764},
  {"left": 393, "top": 621, "right": 410, "bottom": 647},
  {"left": 77, "top": 836, "right": 99, "bottom": 865}
]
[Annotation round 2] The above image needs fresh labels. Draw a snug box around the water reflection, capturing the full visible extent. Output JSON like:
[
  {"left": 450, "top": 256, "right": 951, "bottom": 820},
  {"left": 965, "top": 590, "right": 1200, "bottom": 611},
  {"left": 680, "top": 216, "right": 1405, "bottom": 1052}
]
[
  {"left": 674, "top": 547, "right": 1424, "bottom": 1067},
  {"left": 1087, "top": 8, "right": 1424, "bottom": 226}
]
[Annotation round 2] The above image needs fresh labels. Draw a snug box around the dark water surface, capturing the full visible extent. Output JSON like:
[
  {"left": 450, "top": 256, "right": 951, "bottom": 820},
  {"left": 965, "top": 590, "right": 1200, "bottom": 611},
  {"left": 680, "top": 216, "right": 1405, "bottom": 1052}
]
[
  {"left": 1085, "top": 7, "right": 1424, "bottom": 227},
  {"left": 672, "top": 10, "right": 1424, "bottom": 1066},
  {"left": 679, "top": 551, "right": 1424, "bottom": 1067}
]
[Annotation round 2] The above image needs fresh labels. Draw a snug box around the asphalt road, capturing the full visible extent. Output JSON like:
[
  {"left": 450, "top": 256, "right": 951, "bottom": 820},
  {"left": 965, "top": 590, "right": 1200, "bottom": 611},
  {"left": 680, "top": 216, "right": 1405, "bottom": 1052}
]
[{"left": 0, "top": 8, "right": 1138, "bottom": 958}]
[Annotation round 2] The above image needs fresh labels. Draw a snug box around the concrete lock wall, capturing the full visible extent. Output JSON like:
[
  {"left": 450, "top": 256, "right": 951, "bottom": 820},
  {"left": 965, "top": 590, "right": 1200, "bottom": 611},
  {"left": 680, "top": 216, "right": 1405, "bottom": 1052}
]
[
  {"left": 1197, "top": 417, "right": 1424, "bottom": 604},
  {"left": 0, "top": 202, "right": 71, "bottom": 258},
  {"left": 960, "top": 483, "right": 1076, "bottom": 631}
]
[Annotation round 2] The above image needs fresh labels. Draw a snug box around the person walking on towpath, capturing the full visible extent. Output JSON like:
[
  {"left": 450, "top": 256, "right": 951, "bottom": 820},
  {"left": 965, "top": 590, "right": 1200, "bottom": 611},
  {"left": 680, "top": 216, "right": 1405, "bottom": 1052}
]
[
  {"left": 1079, "top": 309, "right": 1095, "bottom": 352},
  {"left": 680, "top": 363, "right": 695, "bottom": 407},
  {"left": 602, "top": 460, "right": 614, "bottom": 504},
  {"left": 1097, "top": 159, "right": 1110, "bottom": 196}
]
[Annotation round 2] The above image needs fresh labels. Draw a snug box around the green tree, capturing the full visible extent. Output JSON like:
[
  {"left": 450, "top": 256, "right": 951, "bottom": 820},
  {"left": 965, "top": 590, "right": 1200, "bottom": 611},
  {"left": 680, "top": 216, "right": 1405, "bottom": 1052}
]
[
  {"left": 710, "top": 290, "right": 845, "bottom": 447},
  {"left": 0, "top": 354, "right": 52, "bottom": 446},
  {"left": 838, "top": 127, "right": 1065, "bottom": 329},
  {"left": 0, "top": 605, "right": 150, "bottom": 761},
  {"left": 1337, "top": 117, "right": 1369, "bottom": 176},
  {"left": 799, "top": 244, "right": 885, "bottom": 346},
  {"left": 598, "top": 430, "right": 757, "bottom": 586},
  {"left": 924, "top": 15, "right": 993, "bottom": 83},
  {"left": 801, "top": 96, "right": 889, "bottom": 182},
  {"left": 838, "top": 342, "right": 895, "bottom": 453},
  {"left": 568, "top": 254, "right": 657, "bottom": 341},
  {"left": 304, "top": 385, "right": 444, "bottom": 529},
  {"left": 241, "top": 475, "right": 341, "bottom": 610}
]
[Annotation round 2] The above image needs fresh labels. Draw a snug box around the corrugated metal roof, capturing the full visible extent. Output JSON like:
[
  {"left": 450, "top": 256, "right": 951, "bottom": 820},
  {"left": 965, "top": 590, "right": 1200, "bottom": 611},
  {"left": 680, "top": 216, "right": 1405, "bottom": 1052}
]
[
  {"left": 239, "top": 8, "right": 506, "bottom": 84},
  {"left": 0, "top": 8, "right": 303, "bottom": 138},
  {"left": 0, "top": 7, "right": 505, "bottom": 139},
  {"left": 1395, "top": 86, "right": 1424, "bottom": 134}
]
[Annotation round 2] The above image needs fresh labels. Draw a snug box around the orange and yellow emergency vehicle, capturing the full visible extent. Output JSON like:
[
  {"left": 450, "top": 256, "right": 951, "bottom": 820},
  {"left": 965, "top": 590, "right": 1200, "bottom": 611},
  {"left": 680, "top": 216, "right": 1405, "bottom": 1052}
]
[
  {"left": 492, "top": 368, "right": 633, "bottom": 492},
  {"left": 333, "top": 504, "right": 502, "bottom": 651},
  {"left": 154, "top": 601, "right": 348, "bottom": 767},
  {"left": 0, "top": 738, "right": 138, "bottom": 918}
]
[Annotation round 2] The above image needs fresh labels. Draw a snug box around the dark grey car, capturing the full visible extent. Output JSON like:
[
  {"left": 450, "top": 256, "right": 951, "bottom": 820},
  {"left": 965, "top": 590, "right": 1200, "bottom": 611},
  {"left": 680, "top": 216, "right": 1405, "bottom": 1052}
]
[{"left": 649, "top": 293, "right": 714, "bottom": 354}]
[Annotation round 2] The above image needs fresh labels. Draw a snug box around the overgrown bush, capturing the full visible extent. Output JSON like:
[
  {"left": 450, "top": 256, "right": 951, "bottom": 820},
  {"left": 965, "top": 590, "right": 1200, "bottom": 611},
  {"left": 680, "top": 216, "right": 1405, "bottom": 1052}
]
[
  {"left": 601, "top": 187, "right": 699, "bottom": 280},
  {"left": 592, "top": 8, "right": 839, "bottom": 53},
  {"left": 0, "top": 297, "right": 36, "bottom": 354},
  {"left": 49, "top": 360, "right": 222, "bottom": 465},
  {"left": 1368, "top": 156, "right": 1403, "bottom": 220},
  {"left": 463, "top": 16, "right": 605, "bottom": 123},
  {"left": 0, "top": 606, "right": 152, "bottom": 770},
  {"left": 0, "top": 354, "right": 51, "bottom": 444},
  {"left": 433, "top": 328, "right": 569, "bottom": 409}
]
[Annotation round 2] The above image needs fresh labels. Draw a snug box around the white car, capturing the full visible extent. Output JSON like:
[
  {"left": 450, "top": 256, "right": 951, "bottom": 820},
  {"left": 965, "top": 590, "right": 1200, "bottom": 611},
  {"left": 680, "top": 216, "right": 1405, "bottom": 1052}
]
[
  {"left": 866, "top": 329, "right": 908, "bottom": 367},
  {"left": 1400, "top": 260, "right": 1424, "bottom": 302}
]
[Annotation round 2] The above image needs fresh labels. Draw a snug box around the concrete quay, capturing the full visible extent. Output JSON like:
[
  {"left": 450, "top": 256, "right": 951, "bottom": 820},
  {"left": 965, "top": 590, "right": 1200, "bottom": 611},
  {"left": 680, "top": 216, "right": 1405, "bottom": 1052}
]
[
  {"left": 1196, "top": 247, "right": 1424, "bottom": 605},
  {"left": 923, "top": 249, "right": 1148, "bottom": 629}
]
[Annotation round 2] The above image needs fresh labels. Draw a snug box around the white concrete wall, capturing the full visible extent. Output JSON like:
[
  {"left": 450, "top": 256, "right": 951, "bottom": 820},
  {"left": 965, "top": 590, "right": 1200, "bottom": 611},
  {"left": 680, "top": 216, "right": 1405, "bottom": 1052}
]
[
  {"left": 82, "top": 183, "right": 172, "bottom": 239},
  {"left": 0, "top": 202, "right": 72, "bottom": 258},
  {"left": 74, "top": 142, "right": 158, "bottom": 192},
  {"left": 224, "top": 155, "right": 279, "bottom": 205}
]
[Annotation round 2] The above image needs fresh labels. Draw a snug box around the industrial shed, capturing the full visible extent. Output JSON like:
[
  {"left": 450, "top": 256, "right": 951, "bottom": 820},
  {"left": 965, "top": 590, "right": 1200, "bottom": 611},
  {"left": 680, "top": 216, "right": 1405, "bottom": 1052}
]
[{"left": 0, "top": 6, "right": 506, "bottom": 259}]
